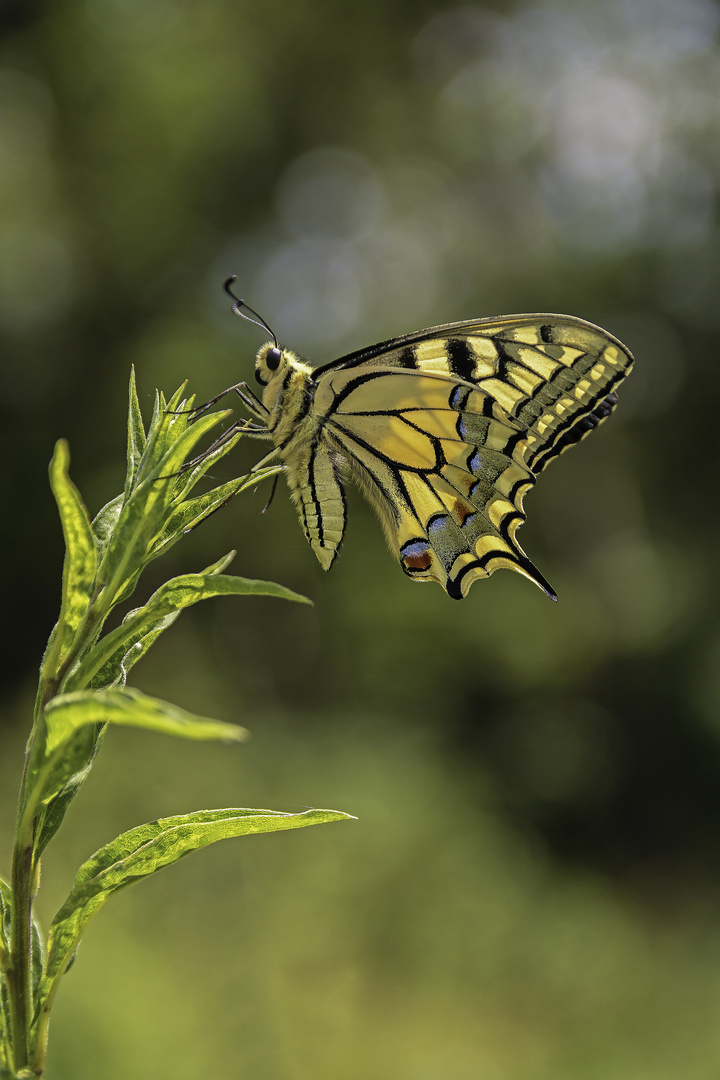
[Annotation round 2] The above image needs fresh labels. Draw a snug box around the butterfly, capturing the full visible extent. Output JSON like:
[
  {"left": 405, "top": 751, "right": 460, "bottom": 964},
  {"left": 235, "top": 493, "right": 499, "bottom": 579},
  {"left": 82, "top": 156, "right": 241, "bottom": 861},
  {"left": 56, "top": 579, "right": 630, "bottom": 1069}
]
[{"left": 198, "top": 278, "right": 633, "bottom": 600}]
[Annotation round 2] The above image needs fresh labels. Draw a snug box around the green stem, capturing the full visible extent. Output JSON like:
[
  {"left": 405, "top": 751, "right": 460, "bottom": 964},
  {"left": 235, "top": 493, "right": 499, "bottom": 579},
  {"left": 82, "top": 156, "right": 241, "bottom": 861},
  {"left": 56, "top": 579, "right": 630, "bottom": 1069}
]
[
  {"left": 7, "top": 842, "right": 35, "bottom": 1076},
  {"left": 5, "top": 583, "right": 113, "bottom": 1079}
]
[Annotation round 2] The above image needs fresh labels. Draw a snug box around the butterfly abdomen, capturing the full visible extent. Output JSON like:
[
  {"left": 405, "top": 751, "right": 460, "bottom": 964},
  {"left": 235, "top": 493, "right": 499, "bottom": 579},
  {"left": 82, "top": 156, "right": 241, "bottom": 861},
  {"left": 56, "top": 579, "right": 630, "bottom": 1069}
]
[
  {"left": 283, "top": 442, "right": 346, "bottom": 571},
  {"left": 263, "top": 356, "right": 348, "bottom": 571}
]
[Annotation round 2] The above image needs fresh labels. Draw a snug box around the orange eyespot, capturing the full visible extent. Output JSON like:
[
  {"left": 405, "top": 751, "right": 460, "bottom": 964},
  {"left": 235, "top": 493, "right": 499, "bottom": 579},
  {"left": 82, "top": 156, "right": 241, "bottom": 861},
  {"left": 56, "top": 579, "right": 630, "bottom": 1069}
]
[{"left": 400, "top": 538, "right": 433, "bottom": 573}]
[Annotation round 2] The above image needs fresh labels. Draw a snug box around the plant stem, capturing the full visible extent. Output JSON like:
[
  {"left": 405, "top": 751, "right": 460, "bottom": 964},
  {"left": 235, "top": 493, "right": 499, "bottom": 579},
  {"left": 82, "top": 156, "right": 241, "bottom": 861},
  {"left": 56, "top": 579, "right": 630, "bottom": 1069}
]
[
  {"left": 7, "top": 840, "right": 35, "bottom": 1076},
  {"left": 4, "top": 576, "right": 112, "bottom": 1078}
]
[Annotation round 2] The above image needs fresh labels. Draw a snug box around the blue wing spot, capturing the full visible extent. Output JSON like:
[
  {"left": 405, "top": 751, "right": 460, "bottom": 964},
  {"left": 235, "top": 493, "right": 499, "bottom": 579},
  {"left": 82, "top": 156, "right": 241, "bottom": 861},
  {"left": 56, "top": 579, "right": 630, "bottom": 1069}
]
[
  {"left": 427, "top": 514, "right": 450, "bottom": 536},
  {"left": 450, "top": 385, "right": 470, "bottom": 411},
  {"left": 468, "top": 449, "right": 483, "bottom": 474}
]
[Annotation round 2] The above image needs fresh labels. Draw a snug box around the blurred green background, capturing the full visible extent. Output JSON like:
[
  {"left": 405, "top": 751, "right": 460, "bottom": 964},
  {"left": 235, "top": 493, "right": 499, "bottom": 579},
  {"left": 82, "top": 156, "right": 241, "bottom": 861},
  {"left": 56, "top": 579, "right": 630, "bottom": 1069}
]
[{"left": 2, "top": 0, "right": 720, "bottom": 1076}]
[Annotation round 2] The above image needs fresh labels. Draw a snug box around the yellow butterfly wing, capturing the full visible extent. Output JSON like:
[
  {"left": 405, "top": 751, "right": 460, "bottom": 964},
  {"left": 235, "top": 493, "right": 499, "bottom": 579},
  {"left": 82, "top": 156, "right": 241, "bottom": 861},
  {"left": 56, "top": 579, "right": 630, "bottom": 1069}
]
[{"left": 306, "top": 314, "right": 633, "bottom": 599}]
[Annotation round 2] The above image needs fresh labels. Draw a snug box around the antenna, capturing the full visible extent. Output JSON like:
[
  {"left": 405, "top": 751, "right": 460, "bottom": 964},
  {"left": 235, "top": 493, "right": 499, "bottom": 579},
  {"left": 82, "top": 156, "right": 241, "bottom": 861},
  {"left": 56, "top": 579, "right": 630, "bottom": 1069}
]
[{"left": 223, "top": 276, "right": 278, "bottom": 349}]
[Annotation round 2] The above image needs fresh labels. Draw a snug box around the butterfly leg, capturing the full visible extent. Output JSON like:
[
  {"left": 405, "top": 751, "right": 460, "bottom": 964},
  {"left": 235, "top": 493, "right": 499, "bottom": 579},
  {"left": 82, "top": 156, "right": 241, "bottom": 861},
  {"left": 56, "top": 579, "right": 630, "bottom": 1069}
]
[
  {"left": 250, "top": 446, "right": 283, "bottom": 471},
  {"left": 233, "top": 384, "right": 271, "bottom": 421},
  {"left": 171, "top": 418, "right": 273, "bottom": 476},
  {"left": 167, "top": 384, "right": 241, "bottom": 417},
  {"left": 258, "top": 472, "right": 280, "bottom": 514},
  {"left": 181, "top": 381, "right": 270, "bottom": 422}
]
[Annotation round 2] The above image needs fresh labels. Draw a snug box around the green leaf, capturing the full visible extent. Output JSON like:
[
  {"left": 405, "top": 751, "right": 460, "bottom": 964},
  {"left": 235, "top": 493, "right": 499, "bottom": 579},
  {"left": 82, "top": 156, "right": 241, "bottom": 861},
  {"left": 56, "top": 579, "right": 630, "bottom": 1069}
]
[
  {"left": 160, "top": 382, "right": 190, "bottom": 423},
  {"left": 140, "top": 387, "right": 184, "bottom": 474},
  {"left": 160, "top": 420, "right": 245, "bottom": 507},
  {"left": 149, "top": 476, "right": 249, "bottom": 560},
  {"left": 87, "top": 553, "right": 238, "bottom": 689},
  {"left": 89, "top": 612, "right": 180, "bottom": 690},
  {"left": 148, "top": 466, "right": 282, "bottom": 563},
  {"left": 197, "top": 551, "right": 237, "bottom": 576},
  {"left": 28, "top": 689, "right": 247, "bottom": 860},
  {"left": 80, "top": 385, "right": 275, "bottom": 640},
  {"left": 44, "top": 441, "right": 99, "bottom": 671},
  {"left": 124, "top": 366, "right": 147, "bottom": 497},
  {"left": 38, "top": 807, "right": 355, "bottom": 1016},
  {"left": 96, "top": 409, "right": 229, "bottom": 608},
  {"left": 140, "top": 383, "right": 267, "bottom": 512},
  {"left": 33, "top": 687, "right": 245, "bottom": 814},
  {"left": 91, "top": 494, "right": 124, "bottom": 553},
  {"left": 30, "top": 915, "right": 44, "bottom": 1004},
  {"left": 44, "top": 687, "right": 247, "bottom": 758},
  {"left": 66, "top": 570, "right": 310, "bottom": 692},
  {"left": 32, "top": 725, "right": 107, "bottom": 862}
]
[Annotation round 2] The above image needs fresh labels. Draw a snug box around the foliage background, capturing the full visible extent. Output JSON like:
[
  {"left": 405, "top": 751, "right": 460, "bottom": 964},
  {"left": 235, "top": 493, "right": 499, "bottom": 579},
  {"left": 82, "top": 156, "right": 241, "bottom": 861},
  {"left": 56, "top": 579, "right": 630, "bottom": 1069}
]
[{"left": 1, "top": 0, "right": 720, "bottom": 1076}]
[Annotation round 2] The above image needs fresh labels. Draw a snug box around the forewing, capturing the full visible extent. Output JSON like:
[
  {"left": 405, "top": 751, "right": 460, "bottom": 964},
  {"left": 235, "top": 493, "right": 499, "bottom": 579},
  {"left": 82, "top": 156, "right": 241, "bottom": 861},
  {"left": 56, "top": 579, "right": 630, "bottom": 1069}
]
[{"left": 317, "top": 314, "right": 633, "bottom": 471}]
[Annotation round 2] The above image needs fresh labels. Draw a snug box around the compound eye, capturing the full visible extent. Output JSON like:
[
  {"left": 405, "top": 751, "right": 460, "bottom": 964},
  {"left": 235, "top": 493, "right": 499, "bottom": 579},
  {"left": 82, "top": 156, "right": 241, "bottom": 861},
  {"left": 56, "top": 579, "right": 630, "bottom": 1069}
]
[{"left": 266, "top": 346, "right": 282, "bottom": 371}]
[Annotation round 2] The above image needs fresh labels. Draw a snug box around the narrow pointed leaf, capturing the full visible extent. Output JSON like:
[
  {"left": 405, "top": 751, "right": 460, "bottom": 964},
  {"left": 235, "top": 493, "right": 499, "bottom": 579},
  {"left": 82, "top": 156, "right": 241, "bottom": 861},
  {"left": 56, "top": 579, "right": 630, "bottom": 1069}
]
[
  {"left": 162, "top": 423, "right": 247, "bottom": 507},
  {"left": 45, "top": 441, "right": 98, "bottom": 669},
  {"left": 146, "top": 389, "right": 163, "bottom": 448},
  {"left": 91, "top": 494, "right": 124, "bottom": 551},
  {"left": 149, "top": 466, "right": 282, "bottom": 561},
  {"left": 44, "top": 687, "right": 247, "bottom": 759},
  {"left": 198, "top": 551, "right": 237, "bottom": 575},
  {"left": 88, "top": 553, "right": 237, "bottom": 689},
  {"left": 150, "top": 476, "right": 249, "bottom": 560},
  {"left": 124, "top": 366, "right": 147, "bottom": 497},
  {"left": 31, "top": 915, "right": 44, "bottom": 1000},
  {"left": 97, "top": 410, "right": 228, "bottom": 605},
  {"left": 39, "top": 807, "right": 355, "bottom": 1010},
  {"left": 28, "top": 690, "right": 247, "bottom": 860},
  {"left": 162, "top": 383, "right": 190, "bottom": 417},
  {"left": 67, "top": 571, "right": 309, "bottom": 691},
  {"left": 139, "top": 386, "right": 187, "bottom": 473},
  {"left": 88, "top": 611, "right": 180, "bottom": 690},
  {"left": 33, "top": 729, "right": 107, "bottom": 861}
]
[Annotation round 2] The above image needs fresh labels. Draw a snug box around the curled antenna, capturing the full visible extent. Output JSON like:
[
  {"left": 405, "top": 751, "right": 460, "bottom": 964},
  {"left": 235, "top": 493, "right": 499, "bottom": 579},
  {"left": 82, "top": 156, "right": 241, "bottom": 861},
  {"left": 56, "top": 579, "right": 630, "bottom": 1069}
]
[{"left": 223, "top": 276, "right": 278, "bottom": 348}]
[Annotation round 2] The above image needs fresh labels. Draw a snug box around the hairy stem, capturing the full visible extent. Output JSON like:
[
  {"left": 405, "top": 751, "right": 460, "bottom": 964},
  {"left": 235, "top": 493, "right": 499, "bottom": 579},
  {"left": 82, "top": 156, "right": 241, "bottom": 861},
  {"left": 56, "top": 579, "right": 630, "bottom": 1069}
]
[{"left": 7, "top": 842, "right": 35, "bottom": 1076}]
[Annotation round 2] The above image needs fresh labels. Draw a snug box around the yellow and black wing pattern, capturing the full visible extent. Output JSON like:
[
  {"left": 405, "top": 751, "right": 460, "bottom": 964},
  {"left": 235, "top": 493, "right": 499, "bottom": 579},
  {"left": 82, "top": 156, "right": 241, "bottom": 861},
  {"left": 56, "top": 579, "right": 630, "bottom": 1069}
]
[{"left": 304, "top": 314, "right": 633, "bottom": 600}]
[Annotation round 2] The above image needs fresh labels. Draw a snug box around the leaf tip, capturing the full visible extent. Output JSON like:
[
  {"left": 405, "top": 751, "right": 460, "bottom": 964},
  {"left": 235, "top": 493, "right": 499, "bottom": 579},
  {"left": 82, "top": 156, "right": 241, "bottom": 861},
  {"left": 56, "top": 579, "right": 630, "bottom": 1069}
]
[
  {"left": 225, "top": 726, "right": 251, "bottom": 744},
  {"left": 50, "top": 438, "right": 70, "bottom": 470}
]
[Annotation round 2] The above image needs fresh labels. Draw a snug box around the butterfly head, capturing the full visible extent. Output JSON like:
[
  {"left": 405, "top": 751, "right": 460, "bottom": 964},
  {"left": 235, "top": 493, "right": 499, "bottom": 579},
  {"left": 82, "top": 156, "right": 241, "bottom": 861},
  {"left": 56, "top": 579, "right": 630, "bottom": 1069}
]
[{"left": 254, "top": 341, "right": 286, "bottom": 386}]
